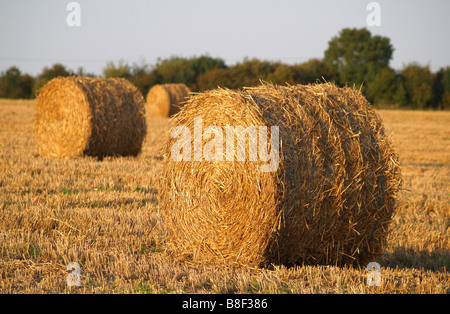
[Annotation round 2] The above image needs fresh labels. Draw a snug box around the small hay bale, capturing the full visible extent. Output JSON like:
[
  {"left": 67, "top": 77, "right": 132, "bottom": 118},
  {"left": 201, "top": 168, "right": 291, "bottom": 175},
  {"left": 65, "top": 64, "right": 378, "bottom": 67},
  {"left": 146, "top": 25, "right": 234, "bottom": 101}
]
[
  {"left": 146, "top": 83, "right": 191, "bottom": 117},
  {"left": 159, "top": 82, "right": 401, "bottom": 266},
  {"left": 34, "top": 76, "right": 147, "bottom": 159}
]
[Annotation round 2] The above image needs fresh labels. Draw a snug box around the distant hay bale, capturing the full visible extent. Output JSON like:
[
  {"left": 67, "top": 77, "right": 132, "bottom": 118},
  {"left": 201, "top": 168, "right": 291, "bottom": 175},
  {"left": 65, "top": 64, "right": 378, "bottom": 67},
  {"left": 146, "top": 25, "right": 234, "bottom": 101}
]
[
  {"left": 34, "top": 76, "right": 147, "bottom": 159},
  {"left": 159, "top": 82, "right": 401, "bottom": 267},
  {"left": 146, "top": 83, "right": 191, "bottom": 117}
]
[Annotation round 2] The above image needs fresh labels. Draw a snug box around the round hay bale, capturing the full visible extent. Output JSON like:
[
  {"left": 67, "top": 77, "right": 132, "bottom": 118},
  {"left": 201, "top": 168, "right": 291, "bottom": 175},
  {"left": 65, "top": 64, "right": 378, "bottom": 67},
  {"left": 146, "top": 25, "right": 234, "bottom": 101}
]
[
  {"left": 34, "top": 76, "right": 147, "bottom": 159},
  {"left": 159, "top": 82, "right": 401, "bottom": 266},
  {"left": 146, "top": 83, "right": 191, "bottom": 117}
]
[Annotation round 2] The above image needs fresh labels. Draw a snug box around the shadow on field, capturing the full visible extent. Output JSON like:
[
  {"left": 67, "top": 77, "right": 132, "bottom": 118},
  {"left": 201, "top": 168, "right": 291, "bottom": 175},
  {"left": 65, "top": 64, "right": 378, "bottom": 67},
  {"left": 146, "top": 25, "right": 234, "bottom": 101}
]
[{"left": 381, "top": 247, "right": 450, "bottom": 272}]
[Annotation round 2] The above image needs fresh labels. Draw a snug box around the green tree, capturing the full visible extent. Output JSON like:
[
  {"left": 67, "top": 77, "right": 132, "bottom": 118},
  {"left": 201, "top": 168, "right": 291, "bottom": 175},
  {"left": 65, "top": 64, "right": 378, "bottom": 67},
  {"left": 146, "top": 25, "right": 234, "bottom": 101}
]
[
  {"left": 190, "top": 55, "right": 227, "bottom": 90},
  {"left": 324, "top": 28, "right": 393, "bottom": 86},
  {"left": 227, "top": 58, "right": 277, "bottom": 89},
  {"left": 75, "top": 66, "right": 95, "bottom": 77},
  {"left": 151, "top": 55, "right": 228, "bottom": 90},
  {"left": 291, "top": 58, "right": 335, "bottom": 84},
  {"left": 436, "top": 66, "right": 450, "bottom": 109},
  {"left": 33, "top": 63, "right": 72, "bottom": 97},
  {"left": 366, "top": 67, "right": 398, "bottom": 105},
  {"left": 0, "top": 66, "right": 34, "bottom": 99},
  {"left": 266, "top": 64, "right": 294, "bottom": 85},
  {"left": 196, "top": 67, "right": 231, "bottom": 91},
  {"left": 103, "top": 59, "right": 132, "bottom": 79},
  {"left": 190, "top": 55, "right": 227, "bottom": 77},
  {"left": 152, "top": 56, "right": 196, "bottom": 88},
  {"left": 20, "top": 73, "right": 34, "bottom": 99},
  {"left": 393, "top": 78, "right": 408, "bottom": 107},
  {"left": 401, "top": 63, "right": 435, "bottom": 109}
]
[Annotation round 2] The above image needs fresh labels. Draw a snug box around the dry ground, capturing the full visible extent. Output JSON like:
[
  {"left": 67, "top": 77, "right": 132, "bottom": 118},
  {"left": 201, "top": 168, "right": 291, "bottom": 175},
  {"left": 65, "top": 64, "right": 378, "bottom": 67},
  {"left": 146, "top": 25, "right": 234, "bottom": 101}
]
[{"left": 0, "top": 99, "right": 448, "bottom": 294}]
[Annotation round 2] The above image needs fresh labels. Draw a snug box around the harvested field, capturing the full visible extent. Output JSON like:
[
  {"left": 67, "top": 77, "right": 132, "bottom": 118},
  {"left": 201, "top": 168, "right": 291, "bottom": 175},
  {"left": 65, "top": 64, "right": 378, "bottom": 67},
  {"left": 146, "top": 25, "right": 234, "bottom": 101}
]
[{"left": 0, "top": 99, "right": 448, "bottom": 294}]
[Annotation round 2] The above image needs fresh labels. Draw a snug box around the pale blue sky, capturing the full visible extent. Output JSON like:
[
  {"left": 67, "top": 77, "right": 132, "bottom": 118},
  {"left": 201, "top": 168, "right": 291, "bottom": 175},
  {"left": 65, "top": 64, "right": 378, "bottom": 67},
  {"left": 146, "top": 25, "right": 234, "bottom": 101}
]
[{"left": 0, "top": 0, "right": 449, "bottom": 75}]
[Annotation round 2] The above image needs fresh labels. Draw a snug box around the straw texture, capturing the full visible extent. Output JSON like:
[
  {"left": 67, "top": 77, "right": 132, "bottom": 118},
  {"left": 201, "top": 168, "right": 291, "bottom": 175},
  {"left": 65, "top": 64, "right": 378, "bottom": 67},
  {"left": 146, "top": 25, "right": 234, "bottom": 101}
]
[
  {"left": 34, "top": 76, "right": 147, "bottom": 159},
  {"left": 159, "top": 82, "right": 401, "bottom": 267},
  {"left": 146, "top": 83, "right": 190, "bottom": 117}
]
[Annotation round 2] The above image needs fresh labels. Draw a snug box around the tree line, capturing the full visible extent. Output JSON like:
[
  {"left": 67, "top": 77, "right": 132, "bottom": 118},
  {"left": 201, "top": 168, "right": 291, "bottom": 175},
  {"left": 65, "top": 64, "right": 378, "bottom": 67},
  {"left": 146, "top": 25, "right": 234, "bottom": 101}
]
[{"left": 1, "top": 28, "right": 449, "bottom": 109}]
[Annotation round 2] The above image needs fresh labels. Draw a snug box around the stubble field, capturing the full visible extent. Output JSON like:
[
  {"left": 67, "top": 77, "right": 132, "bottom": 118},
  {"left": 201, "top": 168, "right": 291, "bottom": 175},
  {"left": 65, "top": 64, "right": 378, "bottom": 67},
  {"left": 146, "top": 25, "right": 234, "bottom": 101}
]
[{"left": 0, "top": 99, "right": 448, "bottom": 294}]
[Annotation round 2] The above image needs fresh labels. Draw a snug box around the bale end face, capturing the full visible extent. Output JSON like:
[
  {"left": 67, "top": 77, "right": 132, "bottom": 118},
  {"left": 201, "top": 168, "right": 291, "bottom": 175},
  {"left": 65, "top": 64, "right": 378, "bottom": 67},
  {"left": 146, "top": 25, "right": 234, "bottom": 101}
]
[
  {"left": 34, "top": 77, "right": 93, "bottom": 158},
  {"left": 146, "top": 83, "right": 191, "bottom": 117}
]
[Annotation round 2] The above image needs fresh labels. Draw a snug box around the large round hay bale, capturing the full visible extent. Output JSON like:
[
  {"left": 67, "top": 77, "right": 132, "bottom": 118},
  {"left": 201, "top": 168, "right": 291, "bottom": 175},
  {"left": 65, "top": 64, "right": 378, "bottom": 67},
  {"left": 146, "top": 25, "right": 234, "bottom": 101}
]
[
  {"left": 159, "top": 82, "right": 401, "bottom": 266},
  {"left": 146, "top": 83, "right": 191, "bottom": 117},
  {"left": 34, "top": 76, "right": 147, "bottom": 159}
]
